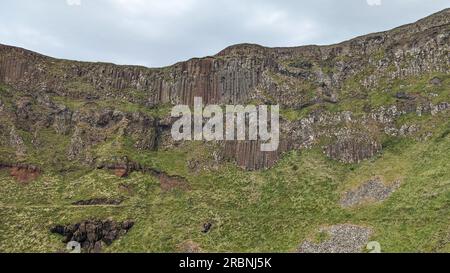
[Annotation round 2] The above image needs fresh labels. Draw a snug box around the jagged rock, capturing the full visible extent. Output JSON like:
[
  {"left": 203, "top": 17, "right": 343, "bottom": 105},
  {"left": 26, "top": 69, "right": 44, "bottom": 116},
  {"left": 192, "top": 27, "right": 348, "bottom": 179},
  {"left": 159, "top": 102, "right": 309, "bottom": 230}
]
[
  {"left": 9, "top": 127, "right": 27, "bottom": 158},
  {"left": 50, "top": 219, "right": 134, "bottom": 253},
  {"left": 431, "top": 102, "right": 450, "bottom": 116},
  {"left": 340, "top": 178, "right": 401, "bottom": 208},
  {"left": 299, "top": 225, "right": 373, "bottom": 253},
  {"left": 67, "top": 126, "right": 88, "bottom": 161},
  {"left": 395, "top": 92, "right": 415, "bottom": 100},
  {"left": 52, "top": 106, "right": 73, "bottom": 135},
  {"left": 399, "top": 124, "right": 419, "bottom": 136},
  {"left": 202, "top": 223, "right": 212, "bottom": 233}
]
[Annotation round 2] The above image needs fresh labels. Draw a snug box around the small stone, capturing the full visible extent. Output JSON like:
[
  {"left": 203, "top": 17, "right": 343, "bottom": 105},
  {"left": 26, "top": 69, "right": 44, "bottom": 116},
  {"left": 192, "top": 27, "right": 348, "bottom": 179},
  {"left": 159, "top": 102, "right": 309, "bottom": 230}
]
[
  {"left": 202, "top": 223, "right": 212, "bottom": 233},
  {"left": 430, "top": 77, "right": 442, "bottom": 86}
]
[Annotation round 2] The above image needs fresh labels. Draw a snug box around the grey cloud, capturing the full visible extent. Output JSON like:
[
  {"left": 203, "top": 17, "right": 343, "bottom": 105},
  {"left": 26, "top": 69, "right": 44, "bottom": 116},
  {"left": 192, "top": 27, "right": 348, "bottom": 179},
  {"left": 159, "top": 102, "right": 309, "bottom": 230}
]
[{"left": 0, "top": 0, "right": 448, "bottom": 67}]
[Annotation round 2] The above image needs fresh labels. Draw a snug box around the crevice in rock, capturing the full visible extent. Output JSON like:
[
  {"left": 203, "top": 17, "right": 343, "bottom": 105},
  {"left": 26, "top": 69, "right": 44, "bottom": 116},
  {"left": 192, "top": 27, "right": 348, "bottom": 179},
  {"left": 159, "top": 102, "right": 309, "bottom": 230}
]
[{"left": 71, "top": 198, "right": 124, "bottom": 206}]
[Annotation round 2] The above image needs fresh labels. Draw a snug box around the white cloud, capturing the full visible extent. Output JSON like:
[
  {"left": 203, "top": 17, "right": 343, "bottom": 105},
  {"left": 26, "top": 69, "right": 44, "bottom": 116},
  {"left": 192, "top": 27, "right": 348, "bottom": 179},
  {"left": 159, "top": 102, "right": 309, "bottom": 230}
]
[
  {"left": 366, "top": 0, "right": 382, "bottom": 6},
  {"left": 0, "top": 24, "right": 63, "bottom": 49},
  {"left": 244, "top": 7, "right": 319, "bottom": 46},
  {"left": 66, "top": 0, "right": 81, "bottom": 6},
  {"left": 1, "top": 0, "right": 447, "bottom": 67},
  {"left": 110, "top": 0, "right": 197, "bottom": 17}
]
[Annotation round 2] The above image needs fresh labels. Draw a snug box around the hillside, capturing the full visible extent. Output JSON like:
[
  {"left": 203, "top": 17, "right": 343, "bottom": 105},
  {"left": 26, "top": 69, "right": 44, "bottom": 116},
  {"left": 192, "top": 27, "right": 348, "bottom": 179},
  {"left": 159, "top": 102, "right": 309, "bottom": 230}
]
[{"left": 0, "top": 8, "right": 449, "bottom": 253}]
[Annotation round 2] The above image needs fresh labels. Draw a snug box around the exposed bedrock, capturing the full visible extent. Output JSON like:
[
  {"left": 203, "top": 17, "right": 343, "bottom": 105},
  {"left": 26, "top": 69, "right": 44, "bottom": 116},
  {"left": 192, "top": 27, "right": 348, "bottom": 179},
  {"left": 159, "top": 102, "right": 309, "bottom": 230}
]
[
  {"left": 325, "top": 132, "right": 382, "bottom": 164},
  {"left": 223, "top": 140, "right": 290, "bottom": 171}
]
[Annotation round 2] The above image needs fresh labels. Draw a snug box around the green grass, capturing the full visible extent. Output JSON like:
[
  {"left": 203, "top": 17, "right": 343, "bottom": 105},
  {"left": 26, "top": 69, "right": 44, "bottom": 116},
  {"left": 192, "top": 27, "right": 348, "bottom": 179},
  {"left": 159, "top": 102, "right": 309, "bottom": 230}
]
[{"left": 1, "top": 118, "right": 449, "bottom": 252}]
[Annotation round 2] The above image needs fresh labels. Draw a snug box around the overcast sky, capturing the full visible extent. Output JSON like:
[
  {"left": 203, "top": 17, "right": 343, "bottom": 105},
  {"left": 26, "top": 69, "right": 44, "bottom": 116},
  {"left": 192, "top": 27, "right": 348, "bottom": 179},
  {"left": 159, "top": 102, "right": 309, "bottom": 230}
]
[{"left": 0, "top": 0, "right": 448, "bottom": 67}]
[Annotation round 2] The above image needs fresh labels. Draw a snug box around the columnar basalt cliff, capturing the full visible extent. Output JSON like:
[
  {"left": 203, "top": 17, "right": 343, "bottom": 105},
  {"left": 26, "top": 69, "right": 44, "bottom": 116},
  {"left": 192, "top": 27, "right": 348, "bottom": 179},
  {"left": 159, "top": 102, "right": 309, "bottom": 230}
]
[
  {"left": 0, "top": 9, "right": 449, "bottom": 171},
  {"left": 1, "top": 9, "right": 450, "bottom": 254}
]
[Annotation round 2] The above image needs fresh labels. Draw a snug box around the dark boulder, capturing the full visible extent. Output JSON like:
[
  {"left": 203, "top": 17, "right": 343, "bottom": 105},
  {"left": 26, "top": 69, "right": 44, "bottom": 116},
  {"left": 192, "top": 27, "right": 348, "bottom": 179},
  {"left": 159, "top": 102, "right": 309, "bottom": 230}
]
[{"left": 50, "top": 219, "right": 134, "bottom": 253}]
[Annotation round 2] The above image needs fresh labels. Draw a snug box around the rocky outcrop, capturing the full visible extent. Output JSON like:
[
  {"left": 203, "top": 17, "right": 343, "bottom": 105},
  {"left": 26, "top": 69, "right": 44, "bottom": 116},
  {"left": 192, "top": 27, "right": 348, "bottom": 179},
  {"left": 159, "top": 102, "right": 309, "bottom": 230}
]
[
  {"left": 50, "top": 219, "right": 134, "bottom": 253},
  {"left": 325, "top": 131, "right": 382, "bottom": 164},
  {"left": 9, "top": 126, "right": 27, "bottom": 158},
  {"left": 223, "top": 140, "right": 290, "bottom": 170}
]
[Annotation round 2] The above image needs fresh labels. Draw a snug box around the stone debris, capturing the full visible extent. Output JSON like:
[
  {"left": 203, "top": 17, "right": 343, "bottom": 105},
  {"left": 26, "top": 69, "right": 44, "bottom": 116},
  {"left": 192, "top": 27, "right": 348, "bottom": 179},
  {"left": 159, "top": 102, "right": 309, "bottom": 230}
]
[
  {"left": 340, "top": 178, "right": 401, "bottom": 208},
  {"left": 299, "top": 224, "right": 373, "bottom": 253},
  {"left": 429, "top": 76, "right": 442, "bottom": 86}
]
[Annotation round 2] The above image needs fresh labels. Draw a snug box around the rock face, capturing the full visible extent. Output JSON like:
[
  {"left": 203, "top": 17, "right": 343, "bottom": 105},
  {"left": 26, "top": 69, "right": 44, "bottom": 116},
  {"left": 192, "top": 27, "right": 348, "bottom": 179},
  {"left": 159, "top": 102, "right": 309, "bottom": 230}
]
[
  {"left": 0, "top": 9, "right": 449, "bottom": 170},
  {"left": 325, "top": 132, "right": 382, "bottom": 164},
  {"left": 223, "top": 140, "right": 290, "bottom": 170},
  {"left": 341, "top": 178, "right": 401, "bottom": 208},
  {"left": 299, "top": 225, "right": 373, "bottom": 253},
  {"left": 50, "top": 219, "right": 134, "bottom": 253}
]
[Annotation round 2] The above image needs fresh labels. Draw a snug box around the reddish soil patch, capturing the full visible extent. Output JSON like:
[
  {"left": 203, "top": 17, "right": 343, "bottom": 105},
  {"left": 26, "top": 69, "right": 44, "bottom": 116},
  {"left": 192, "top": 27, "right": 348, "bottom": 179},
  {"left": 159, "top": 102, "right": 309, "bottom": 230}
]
[
  {"left": 6, "top": 164, "right": 41, "bottom": 184},
  {"left": 159, "top": 173, "right": 190, "bottom": 192},
  {"left": 114, "top": 167, "right": 128, "bottom": 177}
]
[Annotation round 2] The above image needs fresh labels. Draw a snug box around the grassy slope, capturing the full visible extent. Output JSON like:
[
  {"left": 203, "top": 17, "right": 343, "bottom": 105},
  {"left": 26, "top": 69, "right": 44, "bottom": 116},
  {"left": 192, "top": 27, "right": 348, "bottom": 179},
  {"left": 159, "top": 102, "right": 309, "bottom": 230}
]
[{"left": 1, "top": 112, "right": 449, "bottom": 252}]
